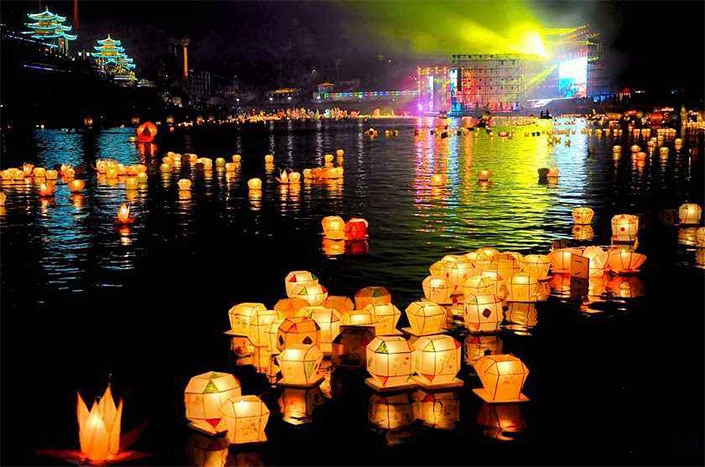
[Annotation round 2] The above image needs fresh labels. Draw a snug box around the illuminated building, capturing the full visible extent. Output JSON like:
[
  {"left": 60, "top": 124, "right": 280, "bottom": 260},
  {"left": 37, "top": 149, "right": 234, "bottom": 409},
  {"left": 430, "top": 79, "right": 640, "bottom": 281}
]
[
  {"left": 92, "top": 35, "right": 137, "bottom": 84},
  {"left": 417, "top": 66, "right": 452, "bottom": 115},
  {"left": 313, "top": 86, "right": 418, "bottom": 104},
  {"left": 21, "top": 7, "right": 77, "bottom": 54},
  {"left": 267, "top": 88, "right": 302, "bottom": 105}
]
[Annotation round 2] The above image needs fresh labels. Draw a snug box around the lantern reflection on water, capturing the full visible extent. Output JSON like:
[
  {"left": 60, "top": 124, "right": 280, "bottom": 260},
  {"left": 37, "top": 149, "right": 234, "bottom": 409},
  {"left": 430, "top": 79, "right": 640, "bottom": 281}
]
[
  {"left": 354, "top": 286, "right": 391, "bottom": 309},
  {"left": 332, "top": 324, "right": 376, "bottom": 368},
  {"left": 464, "top": 334, "right": 504, "bottom": 366},
  {"left": 184, "top": 432, "right": 229, "bottom": 467},
  {"left": 463, "top": 294, "right": 503, "bottom": 333},
  {"left": 278, "top": 344, "right": 324, "bottom": 386},
  {"left": 219, "top": 395, "right": 269, "bottom": 445},
  {"left": 607, "top": 275, "right": 644, "bottom": 298},
  {"left": 277, "top": 316, "right": 320, "bottom": 352},
  {"left": 477, "top": 403, "right": 527, "bottom": 441},
  {"left": 572, "top": 224, "right": 595, "bottom": 241},
  {"left": 404, "top": 301, "right": 446, "bottom": 336},
  {"left": 678, "top": 227, "right": 698, "bottom": 246},
  {"left": 473, "top": 354, "right": 530, "bottom": 403},
  {"left": 413, "top": 390, "right": 460, "bottom": 430},
  {"left": 369, "top": 392, "right": 415, "bottom": 431},
  {"left": 412, "top": 335, "right": 462, "bottom": 388},
  {"left": 293, "top": 283, "right": 328, "bottom": 306},
  {"left": 364, "top": 303, "right": 402, "bottom": 335},
  {"left": 422, "top": 276, "right": 453, "bottom": 304},
  {"left": 322, "top": 238, "right": 345, "bottom": 256},
  {"left": 504, "top": 302, "right": 538, "bottom": 330},
  {"left": 696, "top": 227, "right": 705, "bottom": 248},
  {"left": 279, "top": 387, "right": 326, "bottom": 425},
  {"left": 366, "top": 336, "right": 414, "bottom": 390},
  {"left": 572, "top": 207, "right": 595, "bottom": 224},
  {"left": 678, "top": 203, "right": 702, "bottom": 225},
  {"left": 76, "top": 385, "right": 123, "bottom": 463},
  {"left": 185, "top": 372, "right": 242, "bottom": 434}
]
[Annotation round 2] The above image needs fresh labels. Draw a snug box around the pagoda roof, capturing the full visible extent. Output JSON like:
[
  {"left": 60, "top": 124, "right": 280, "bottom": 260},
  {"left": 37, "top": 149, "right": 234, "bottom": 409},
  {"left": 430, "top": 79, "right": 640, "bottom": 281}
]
[
  {"left": 27, "top": 7, "right": 67, "bottom": 23},
  {"left": 97, "top": 35, "right": 122, "bottom": 45}
]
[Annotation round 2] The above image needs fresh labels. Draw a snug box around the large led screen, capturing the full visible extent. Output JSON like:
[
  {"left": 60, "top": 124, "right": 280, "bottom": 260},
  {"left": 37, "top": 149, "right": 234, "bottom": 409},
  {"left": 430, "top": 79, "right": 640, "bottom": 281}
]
[{"left": 558, "top": 57, "right": 587, "bottom": 98}]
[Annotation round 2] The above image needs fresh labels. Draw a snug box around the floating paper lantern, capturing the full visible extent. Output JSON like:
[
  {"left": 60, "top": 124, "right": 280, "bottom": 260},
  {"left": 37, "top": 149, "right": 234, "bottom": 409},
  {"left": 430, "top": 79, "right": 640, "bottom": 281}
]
[
  {"left": 405, "top": 301, "right": 445, "bottom": 335},
  {"left": 247, "top": 178, "right": 262, "bottom": 190},
  {"left": 321, "top": 216, "right": 346, "bottom": 240},
  {"left": 478, "top": 170, "right": 491, "bottom": 182},
  {"left": 265, "top": 317, "right": 286, "bottom": 354},
  {"left": 321, "top": 238, "right": 345, "bottom": 256},
  {"left": 463, "top": 294, "right": 503, "bottom": 333},
  {"left": 464, "top": 334, "right": 504, "bottom": 366},
  {"left": 277, "top": 316, "right": 320, "bottom": 352},
  {"left": 520, "top": 254, "right": 551, "bottom": 280},
  {"left": 366, "top": 336, "right": 414, "bottom": 389},
  {"left": 136, "top": 121, "right": 158, "bottom": 143},
  {"left": 331, "top": 324, "right": 376, "bottom": 368},
  {"left": 345, "top": 218, "right": 369, "bottom": 240},
  {"left": 630, "top": 144, "right": 640, "bottom": 153},
  {"left": 354, "top": 286, "right": 391, "bottom": 309},
  {"left": 215, "top": 157, "right": 226, "bottom": 168},
  {"left": 219, "top": 395, "right": 269, "bottom": 444},
  {"left": 178, "top": 179, "right": 192, "bottom": 190},
  {"left": 273, "top": 298, "right": 308, "bottom": 318},
  {"left": 477, "top": 403, "right": 527, "bottom": 441},
  {"left": 430, "top": 174, "right": 446, "bottom": 187},
  {"left": 185, "top": 372, "right": 242, "bottom": 434},
  {"left": 284, "top": 270, "right": 319, "bottom": 297},
  {"left": 612, "top": 145, "right": 622, "bottom": 153},
  {"left": 160, "top": 163, "right": 172, "bottom": 173},
  {"left": 227, "top": 302, "right": 268, "bottom": 336},
  {"left": 582, "top": 246, "right": 608, "bottom": 277},
  {"left": 299, "top": 306, "right": 341, "bottom": 354},
  {"left": 67, "top": 179, "right": 85, "bottom": 193},
  {"left": 412, "top": 335, "right": 462, "bottom": 387},
  {"left": 422, "top": 276, "right": 453, "bottom": 304},
  {"left": 547, "top": 167, "right": 559, "bottom": 178},
  {"left": 413, "top": 390, "right": 460, "bottom": 430},
  {"left": 23, "top": 162, "right": 35, "bottom": 177},
  {"left": 293, "top": 283, "right": 328, "bottom": 306},
  {"left": 611, "top": 214, "right": 639, "bottom": 242},
  {"left": 115, "top": 202, "right": 134, "bottom": 225},
  {"left": 342, "top": 308, "right": 377, "bottom": 326},
  {"left": 278, "top": 387, "right": 325, "bottom": 425},
  {"left": 289, "top": 172, "right": 301, "bottom": 184},
  {"left": 473, "top": 354, "right": 529, "bottom": 403},
  {"left": 38, "top": 182, "right": 55, "bottom": 197},
  {"left": 33, "top": 167, "right": 46, "bottom": 178},
  {"left": 278, "top": 344, "right": 324, "bottom": 386},
  {"left": 462, "top": 275, "right": 498, "bottom": 298},
  {"left": 137, "top": 172, "right": 148, "bottom": 183},
  {"left": 76, "top": 385, "right": 123, "bottom": 463},
  {"left": 491, "top": 253, "right": 521, "bottom": 280},
  {"left": 364, "top": 303, "right": 401, "bottom": 335},
  {"left": 696, "top": 227, "right": 705, "bottom": 248},
  {"left": 429, "top": 255, "right": 475, "bottom": 290},
  {"left": 607, "top": 249, "right": 647, "bottom": 274},
  {"left": 232, "top": 154, "right": 241, "bottom": 163},
  {"left": 264, "top": 154, "right": 274, "bottom": 164},
  {"left": 336, "top": 149, "right": 344, "bottom": 157},
  {"left": 678, "top": 203, "right": 702, "bottom": 225},
  {"left": 572, "top": 207, "right": 594, "bottom": 225},
  {"left": 323, "top": 295, "right": 355, "bottom": 314},
  {"left": 46, "top": 169, "right": 59, "bottom": 180},
  {"left": 548, "top": 248, "right": 581, "bottom": 273},
  {"left": 506, "top": 273, "right": 539, "bottom": 302}
]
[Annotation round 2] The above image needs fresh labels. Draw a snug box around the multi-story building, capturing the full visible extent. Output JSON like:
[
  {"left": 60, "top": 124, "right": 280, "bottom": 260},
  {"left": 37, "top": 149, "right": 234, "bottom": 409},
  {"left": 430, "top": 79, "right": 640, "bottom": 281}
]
[{"left": 417, "top": 66, "right": 452, "bottom": 114}]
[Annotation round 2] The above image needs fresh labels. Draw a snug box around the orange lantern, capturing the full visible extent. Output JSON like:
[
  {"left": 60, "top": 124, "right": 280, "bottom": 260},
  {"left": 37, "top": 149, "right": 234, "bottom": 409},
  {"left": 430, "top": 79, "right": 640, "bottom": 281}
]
[
  {"left": 478, "top": 169, "right": 491, "bottom": 182},
  {"left": 477, "top": 403, "right": 527, "bottom": 441},
  {"left": 581, "top": 246, "right": 608, "bottom": 278},
  {"left": 76, "top": 385, "right": 123, "bottom": 463},
  {"left": 264, "top": 154, "right": 274, "bottom": 164},
  {"left": 178, "top": 179, "right": 192, "bottom": 190},
  {"left": 274, "top": 297, "right": 309, "bottom": 318},
  {"left": 38, "top": 182, "right": 55, "bottom": 197},
  {"left": 422, "top": 276, "right": 453, "bottom": 304},
  {"left": 548, "top": 248, "right": 581, "bottom": 273},
  {"left": 369, "top": 392, "right": 415, "bottom": 431},
  {"left": 412, "top": 335, "right": 462, "bottom": 388},
  {"left": 227, "top": 303, "right": 267, "bottom": 337},
  {"left": 345, "top": 217, "right": 369, "bottom": 240},
  {"left": 67, "top": 179, "right": 85, "bottom": 193},
  {"left": 430, "top": 255, "right": 475, "bottom": 291},
  {"left": 184, "top": 372, "right": 242, "bottom": 434},
  {"left": 430, "top": 174, "right": 446, "bottom": 187},
  {"left": 219, "top": 395, "right": 269, "bottom": 444},
  {"left": 506, "top": 272, "right": 540, "bottom": 302},
  {"left": 277, "top": 316, "right": 320, "bottom": 352},
  {"left": 462, "top": 275, "right": 501, "bottom": 298},
  {"left": 363, "top": 303, "right": 402, "bottom": 335},
  {"left": 323, "top": 295, "right": 355, "bottom": 314},
  {"left": 342, "top": 309, "right": 376, "bottom": 326},
  {"left": 366, "top": 336, "right": 414, "bottom": 390},
  {"left": 462, "top": 293, "right": 503, "bottom": 333},
  {"left": 136, "top": 122, "right": 158, "bottom": 143},
  {"left": 321, "top": 216, "right": 346, "bottom": 240},
  {"left": 298, "top": 306, "right": 341, "bottom": 354},
  {"left": 278, "top": 387, "right": 325, "bottom": 426},
  {"left": 520, "top": 254, "right": 551, "bottom": 280},
  {"left": 696, "top": 227, "right": 705, "bottom": 248},
  {"left": 678, "top": 203, "right": 702, "bottom": 225},
  {"left": 473, "top": 354, "right": 529, "bottom": 403},
  {"left": 491, "top": 253, "right": 521, "bottom": 280},
  {"left": 404, "top": 301, "right": 445, "bottom": 335},
  {"left": 247, "top": 178, "right": 262, "bottom": 191},
  {"left": 114, "top": 202, "right": 133, "bottom": 225},
  {"left": 572, "top": 207, "right": 594, "bottom": 224},
  {"left": 607, "top": 249, "right": 647, "bottom": 274},
  {"left": 33, "top": 167, "right": 46, "bottom": 178},
  {"left": 284, "top": 270, "right": 319, "bottom": 297},
  {"left": 23, "top": 162, "right": 34, "bottom": 177},
  {"left": 413, "top": 390, "right": 460, "bottom": 430},
  {"left": 611, "top": 214, "right": 639, "bottom": 242},
  {"left": 45, "top": 169, "right": 59, "bottom": 180},
  {"left": 292, "top": 283, "right": 328, "bottom": 306},
  {"left": 354, "top": 286, "right": 391, "bottom": 309},
  {"left": 277, "top": 344, "right": 324, "bottom": 386},
  {"left": 464, "top": 334, "right": 503, "bottom": 366}
]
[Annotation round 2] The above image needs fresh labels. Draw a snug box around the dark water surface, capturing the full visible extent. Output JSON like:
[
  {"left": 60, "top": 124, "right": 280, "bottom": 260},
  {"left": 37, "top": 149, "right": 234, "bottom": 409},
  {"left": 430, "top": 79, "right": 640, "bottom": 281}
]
[{"left": 1, "top": 119, "right": 703, "bottom": 465}]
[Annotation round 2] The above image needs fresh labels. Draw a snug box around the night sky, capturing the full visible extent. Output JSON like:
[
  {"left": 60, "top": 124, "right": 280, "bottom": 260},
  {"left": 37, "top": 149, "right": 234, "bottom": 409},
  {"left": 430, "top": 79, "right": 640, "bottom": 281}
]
[{"left": 2, "top": 0, "right": 703, "bottom": 94}]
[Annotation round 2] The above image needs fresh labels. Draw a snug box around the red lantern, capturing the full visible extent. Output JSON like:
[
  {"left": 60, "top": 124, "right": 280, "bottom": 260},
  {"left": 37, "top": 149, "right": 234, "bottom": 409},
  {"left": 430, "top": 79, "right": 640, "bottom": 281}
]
[
  {"left": 136, "top": 122, "right": 158, "bottom": 143},
  {"left": 345, "top": 218, "right": 369, "bottom": 240}
]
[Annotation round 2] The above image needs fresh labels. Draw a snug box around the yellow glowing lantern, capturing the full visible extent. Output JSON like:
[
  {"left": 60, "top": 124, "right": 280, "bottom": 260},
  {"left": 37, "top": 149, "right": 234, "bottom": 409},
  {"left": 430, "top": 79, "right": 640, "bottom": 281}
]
[
  {"left": 369, "top": 392, "right": 414, "bottom": 431},
  {"left": 405, "top": 301, "right": 445, "bottom": 336},
  {"left": 422, "top": 276, "right": 453, "bottom": 304},
  {"left": 477, "top": 403, "right": 527, "bottom": 441},
  {"left": 630, "top": 144, "right": 640, "bottom": 153},
  {"left": 32, "top": 167, "right": 46, "bottom": 178},
  {"left": 354, "top": 286, "right": 391, "bottom": 309},
  {"left": 324, "top": 154, "right": 334, "bottom": 164},
  {"left": 38, "top": 182, "right": 55, "bottom": 197},
  {"left": 289, "top": 172, "right": 301, "bottom": 184},
  {"left": 412, "top": 334, "right": 462, "bottom": 387},
  {"left": 336, "top": 149, "right": 344, "bottom": 157},
  {"left": 323, "top": 295, "right": 355, "bottom": 314},
  {"left": 463, "top": 294, "right": 503, "bottom": 333},
  {"left": 0, "top": 192, "right": 6, "bottom": 205},
  {"left": 76, "top": 385, "right": 123, "bottom": 463},
  {"left": 506, "top": 273, "right": 540, "bottom": 302},
  {"left": 274, "top": 297, "right": 309, "bottom": 317},
  {"left": 284, "top": 270, "right": 319, "bottom": 297},
  {"left": 520, "top": 254, "right": 551, "bottom": 280},
  {"left": 572, "top": 206, "right": 595, "bottom": 225},
  {"left": 490, "top": 253, "right": 521, "bottom": 280},
  {"left": 696, "top": 227, "right": 705, "bottom": 248},
  {"left": 124, "top": 177, "right": 139, "bottom": 190},
  {"left": 23, "top": 162, "right": 35, "bottom": 177},
  {"left": 115, "top": 202, "right": 133, "bottom": 225},
  {"left": 364, "top": 303, "right": 402, "bottom": 335},
  {"left": 185, "top": 372, "right": 242, "bottom": 434},
  {"left": 322, "top": 238, "right": 345, "bottom": 256},
  {"left": 462, "top": 275, "right": 498, "bottom": 298},
  {"left": 607, "top": 249, "right": 647, "bottom": 274},
  {"left": 219, "top": 395, "right": 269, "bottom": 445},
  {"left": 278, "top": 344, "right": 324, "bottom": 386},
  {"left": 473, "top": 354, "right": 529, "bottom": 403},
  {"left": 612, "top": 145, "right": 622, "bottom": 153},
  {"left": 293, "top": 283, "right": 328, "bottom": 306},
  {"left": 264, "top": 154, "right": 274, "bottom": 163},
  {"left": 464, "top": 334, "right": 504, "bottom": 366},
  {"left": 302, "top": 168, "right": 313, "bottom": 179},
  {"left": 504, "top": 302, "right": 538, "bottom": 329},
  {"left": 430, "top": 174, "right": 446, "bottom": 187},
  {"left": 299, "top": 306, "right": 341, "bottom": 354},
  {"left": 582, "top": 246, "right": 608, "bottom": 277},
  {"left": 611, "top": 214, "right": 639, "bottom": 242},
  {"left": 225, "top": 162, "right": 237, "bottom": 173},
  {"left": 160, "top": 163, "right": 172, "bottom": 173},
  {"left": 429, "top": 255, "right": 475, "bottom": 291},
  {"left": 478, "top": 169, "right": 491, "bottom": 182},
  {"left": 678, "top": 203, "right": 702, "bottom": 225},
  {"left": 68, "top": 179, "right": 86, "bottom": 193},
  {"left": 278, "top": 387, "right": 325, "bottom": 426},
  {"left": 231, "top": 154, "right": 242, "bottom": 163},
  {"left": 137, "top": 172, "right": 148, "bottom": 183},
  {"left": 321, "top": 215, "right": 346, "bottom": 240},
  {"left": 247, "top": 178, "right": 262, "bottom": 190},
  {"left": 366, "top": 336, "right": 414, "bottom": 389},
  {"left": 178, "top": 179, "right": 192, "bottom": 190},
  {"left": 547, "top": 167, "right": 559, "bottom": 178},
  {"left": 227, "top": 303, "right": 275, "bottom": 345},
  {"left": 215, "top": 157, "right": 226, "bottom": 168},
  {"left": 548, "top": 247, "right": 581, "bottom": 273},
  {"left": 413, "top": 390, "right": 460, "bottom": 430},
  {"left": 277, "top": 316, "right": 320, "bottom": 352}
]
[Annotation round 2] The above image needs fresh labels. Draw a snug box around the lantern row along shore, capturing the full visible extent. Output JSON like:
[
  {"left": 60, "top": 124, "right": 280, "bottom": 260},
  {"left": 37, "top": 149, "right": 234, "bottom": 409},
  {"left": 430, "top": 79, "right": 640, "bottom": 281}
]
[{"left": 9, "top": 117, "right": 703, "bottom": 464}]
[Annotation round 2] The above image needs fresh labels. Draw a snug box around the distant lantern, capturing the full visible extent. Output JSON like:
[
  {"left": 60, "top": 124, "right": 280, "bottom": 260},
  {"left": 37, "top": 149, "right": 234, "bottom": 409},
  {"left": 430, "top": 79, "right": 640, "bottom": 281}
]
[
  {"left": 366, "top": 336, "right": 414, "bottom": 390},
  {"left": 582, "top": 246, "right": 608, "bottom": 277},
  {"left": 178, "top": 179, "right": 192, "bottom": 190},
  {"left": 429, "top": 255, "right": 475, "bottom": 291},
  {"left": 405, "top": 301, "right": 445, "bottom": 336},
  {"left": 336, "top": 149, "right": 344, "bottom": 157},
  {"left": 572, "top": 207, "right": 594, "bottom": 224},
  {"left": 678, "top": 203, "right": 702, "bottom": 225},
  {"left": 0, "top": 192, "right": 6, "bottom": 205},
  {"left": 369, "top": 392, "right": 415, "bottom": 431},
  {"left": 76, "top": 385, "right": 123, "bottom": 463},
  {"left": 38, "top": 182, "right": 56, "bottom": 197},
  {"left": 277, "top": 344, "right": 324, "bottom": 386},
  {"left": 430, "top": 174, "right": 446, "bottom": 187},
  {"left": 184, "top": 371, "right": 242, "bottom": 434},
  {"left": 45, "top": 169, "right": 59, "bottom": 180},
  {"left": 478, "top": 170, "right": 491, "bottom": 182},
  {"left": 607, "top": 249, "right": 647, "bottom": 274},
  {"left": 68, "top": 179, "right": 86, "bottom": 193},
  {"left": 115, "top": 202, "right": 134, "bottom": 225},
  {"left": 215, "top": 157, "right": 226, "bottom": 168},
  {"left": 547, "top": 167, "right": 559, "bottom": 178},
  {"left": 264, "top": 154, "right": 274, "bottom": 163},
  {"left": 293, "top": 283, "right": 328, "bottom": 306},
  {"left": 33, "top": 167, "right": 46, "bottom": 178},
  {"left": 464, "top": 334, "right": 504, "bottom": 366},
  {"left": 247, "top": 178, "right": 262, "bottom": 190},
  {"left": 506, "top": 273, "right": 540, "bottom": 302},
  {"left": 345, "top": 217, "right": 369, "bottom": 240},
  {"left": 332, "top": 324, "right": 376, "bottom": 368},
  {"left": 573, "top": 224, "right": 594, "bottom": 241},
  {"left": 284, "top": 270, "right": 319, "bottom": 298},
  {"left": 232, "top": 154, "right": 241, "bottom": 163},
  {"left": 612, "top": 145, "right": 622, "bottom": 153},
  {"left": 125, "top": 177, "right": 139, "bottom": 190},
  {"left": 277, "top": 316, "right": 320, "bottom": 352},
  {"left": 274, "top": 297, "right": 309, "bottom": 318},
  {"left": 364, "top": 303, "right": 402, "bottom": 336},
  {"left": 412, "top": 334, "right": 462, "bottom": 388},
  {"left": 219, "top": 395, "right": 269, "bottom": 444},
  {"left": 696, "top": 227, "right": 705, "bottom": 248},
  {"left": 630, "top": 144, "right": 640, "bottom": 153},
  {"left": 422, "top": 276, "right": 453, "bottom": 304},
  {"left": 323, "top": 295, "right": 355, "bottom": 314},
  {"left": 160, "top": 163, "right": 172, "bottom": 173},
  {"left": 136, "top": 121, "right": 158, "bottom": 143},
  {"left": 321, "top": 216, "right": 346, "bottom": 239},
  {"left": 227, "top": 302, "right": 267, "bottom": 337},
  {"left": 463, "top": 294, "right": 503, "bottom": 333},
  {"left": 611, "top": 214, "right": 639, "bottom": 242},
  {"left": 299, "top": 306, "right": 341, "bottom": 354},
  {"left": 23, "top": 163, "right": 34, "bottom": 177},
  {"left": 354, "top": 286, "right": 391, "bottom": 309},
  {"left": 414, "top": 390, "right": 460, "bottom": 430},
  {"left": 548, "top": 247, "right": 581, "bottom": 273},
  {"left": 289, "top": 172, "right": 301, "bottom": 184},
  {"left": 520, "top": 254, "right": 551, "bottom": 280},
  {"left": 473, "top": 354, "right": 530, "bottom": 403}
]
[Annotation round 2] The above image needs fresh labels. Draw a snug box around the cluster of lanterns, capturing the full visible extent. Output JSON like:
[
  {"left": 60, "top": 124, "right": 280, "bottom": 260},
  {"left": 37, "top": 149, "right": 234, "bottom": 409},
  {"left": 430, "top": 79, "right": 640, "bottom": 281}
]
[
  {"left": 0, "top": 162, "right": 86, "bottom": 207},
  {"left": 321, "top": 216, "right": 369, "bottom": 256}
]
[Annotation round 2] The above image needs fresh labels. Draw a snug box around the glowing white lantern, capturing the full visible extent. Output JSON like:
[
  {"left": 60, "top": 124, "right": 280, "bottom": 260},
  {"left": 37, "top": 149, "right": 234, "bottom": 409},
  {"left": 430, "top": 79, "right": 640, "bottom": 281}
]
[
  {"left": 185, "top": 372, "right": 242, "bottom": 434},
  {"left": 366, "top": 336, "right": 414, "bottom": 389},
  {"left": 293, "top": 283, "right": 328, "bottom": 306},
  {"left": 277, "top": 317, "right": 320, "bottom": 352},
  {"left": 607, "top": 249, "right": 647, "bottom": 274},
  {"left": 278, "top": 344, "right": 324, "bottom": 386},
  {"left": 284, "top": 270, "right": 319, "bottom": 297},
  {"left": 678, "top": 203, "right": 702, "bottom": 225},
  {"left": 548, "top": 248, "right": 581, "bottom": 273},
  {"left": 572, "top": 207, "right": 594, "bottom": 224},
  {"left": 462, "top": 275, "right": 499, "bottom": 298},
  {"left": 611, "top": 214, "right": 639, "bottom": 242},
  {"left": 227, "top": 302, "right": 267, "bottom": 337},
  {"left": 422, "top": 276, "right": 453, "bottom": 304},
  {"left": 582, "top": 246, "right": 608, "bottom": 278},
  {"left": 473, "top": 354, "right": 530, "bottom": 403},
  {"left": 412, "top": 334, "right": 462, "bottom": 387},
  {"left": 462, "top": 294, "right": 503, "bottom": 333},
  {"left": 405, "top": 301, "right": 446, "bottom": 335},
  {"left": 321, "top": 216, "right": 346, "bottom": 239},
  {"left": 506, "top": 273, "right": 540, "bottom": 302},
  {"left": 429, "top": 255, "right": 475, "bottom": 290},
  {"left": 297, "top": 306, "right": 341, "bottom": 354},
  {"left": 363, "top": 303, "right": 402, "bottom": 335},
  {"left": 219, "top": 395, "right": 269, "bottom": 444}
]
